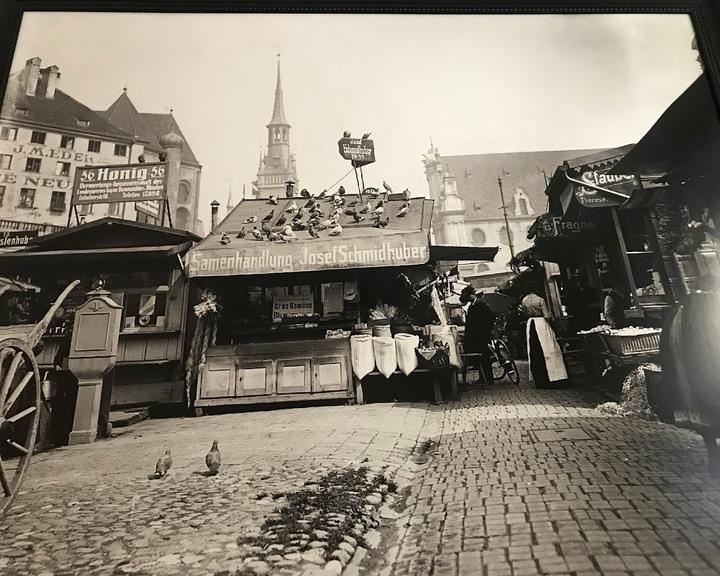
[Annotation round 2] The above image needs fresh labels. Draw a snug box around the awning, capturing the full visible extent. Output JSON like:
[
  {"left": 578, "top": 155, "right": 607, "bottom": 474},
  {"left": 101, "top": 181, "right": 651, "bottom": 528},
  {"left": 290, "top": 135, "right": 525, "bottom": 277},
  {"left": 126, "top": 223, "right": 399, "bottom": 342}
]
[
  {"left": 0, "top": 242, "right": 192, "bottom": 266},
  {"left": 428, "top": 245, "right": 498, "bottom": 262},
  {"left": 610, "top": 74, "right": 720, "bottom": 182},
  {"left": 187, "top": 196, "right": 436, "bottom": 278}
]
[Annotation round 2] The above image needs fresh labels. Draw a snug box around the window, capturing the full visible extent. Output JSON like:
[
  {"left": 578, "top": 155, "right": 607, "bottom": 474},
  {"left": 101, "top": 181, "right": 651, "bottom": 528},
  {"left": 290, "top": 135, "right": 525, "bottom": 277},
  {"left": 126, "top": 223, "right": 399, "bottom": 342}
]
[
  {"left": 471, "top": 228, "right": 487, "bottom": 246},
  {"left": 0, "top": 186, "right": 5, "bottom": 206},
  {"left": 107, "top": 202, "right": 122, "bottom": 216},
  {"left": 499, "top": 225, "right": 514, "bottom": 246},
  {"left": 25, "top": 157, "right": 41, "bottom": 173},
  {"left": 76, "top": 119, "right": 90, "bottom": 128},
  {"left": 123, "top": 291, "right": 168, "bottom": 329},
  {"left": 178, "top": 181, "right": 191, "bottom": 204},
  {"left": 15, "top": 108, "right": 28, "bottom": 118},
  {"left": 0, "top": 127, "right": 17, "bottom": 141},
  {"left": 88, "top": 140, "right": 101, "bottom": 153},
  {"left": 18, "top": 188, "right": 35, "bottom": 209},
  {"left": 60, "top": 135, "right": 75, "bottom": 149},
  {"left": 135, "top": 211, "right": 157, "bottom": 225},
  {"left": 55, "top": 161, "right": 71, "bottom": 177},
  {"left": 49, "top": 191, "right": 66, "bottom": 212},
  {"left": 30, "top": 131, "right": 46, "bottom": 145},
  {"left": 175, "top": 207, "right": 190, "bottom": 230},
  {"left": 0, "top": 154, "right": 11, "bottom": 170},
  {"left": 114, "top": 143, "right": 127, "bottom": 157},
  {"left": 78, "top": 203, "right": 94, "bottom": 215}
]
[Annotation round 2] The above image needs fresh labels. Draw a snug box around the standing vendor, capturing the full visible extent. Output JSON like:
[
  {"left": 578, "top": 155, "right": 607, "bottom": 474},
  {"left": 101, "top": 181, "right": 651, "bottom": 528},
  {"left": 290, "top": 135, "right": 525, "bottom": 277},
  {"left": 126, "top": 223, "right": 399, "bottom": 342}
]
[
  {"left": 519, "top": 288, "right": 568, "bottom": 388},
  {"left": 459, "top": 286, "right": 496, "bottom": 385}
]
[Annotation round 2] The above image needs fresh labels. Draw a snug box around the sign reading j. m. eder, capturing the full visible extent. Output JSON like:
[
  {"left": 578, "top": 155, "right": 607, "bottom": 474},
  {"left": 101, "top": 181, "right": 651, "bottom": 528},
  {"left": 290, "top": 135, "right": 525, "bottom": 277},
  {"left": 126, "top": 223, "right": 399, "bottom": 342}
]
[
  {"left": 187, "top": 231, "right": 430, "bottom": 277},
  {"left": 337, "top": 138, "right": 375, "bottom": 167},
  {"left": 72, "top": 163, "right": 167, "bottom": 205}
]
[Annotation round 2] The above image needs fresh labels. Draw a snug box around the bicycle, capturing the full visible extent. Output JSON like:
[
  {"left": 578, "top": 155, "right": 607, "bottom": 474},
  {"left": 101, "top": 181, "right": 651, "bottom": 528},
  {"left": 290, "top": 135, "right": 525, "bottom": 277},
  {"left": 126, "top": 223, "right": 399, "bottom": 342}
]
[{"left": 462, "top": 337, "right": 520, "bottom": 386}]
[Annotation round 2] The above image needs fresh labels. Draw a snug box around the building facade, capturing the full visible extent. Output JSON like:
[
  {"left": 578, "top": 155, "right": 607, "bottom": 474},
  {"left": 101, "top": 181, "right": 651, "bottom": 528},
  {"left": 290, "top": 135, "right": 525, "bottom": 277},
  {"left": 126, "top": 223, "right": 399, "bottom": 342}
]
[
  {"left": 0, "top": 57, "right": 203, "bottom": 236},
  {"left": 424, "top": 145, "right": 602, "bottom": 289},
  {"left": 252, "top": 59, "right": 299, "bottom": 198}
]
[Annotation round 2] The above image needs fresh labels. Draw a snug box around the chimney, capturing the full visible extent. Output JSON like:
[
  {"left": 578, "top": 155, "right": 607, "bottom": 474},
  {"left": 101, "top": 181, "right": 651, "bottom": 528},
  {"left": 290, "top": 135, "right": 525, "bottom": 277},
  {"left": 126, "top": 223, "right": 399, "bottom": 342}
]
[
  {"left": 210, "top": 200, "right": 220, "bottom": 231},
  {"left": 37, "top": 65, "right": 60, "bottom": 99},
  {"left": 20, "top": 57, "right": 42, "bottom": 96}
]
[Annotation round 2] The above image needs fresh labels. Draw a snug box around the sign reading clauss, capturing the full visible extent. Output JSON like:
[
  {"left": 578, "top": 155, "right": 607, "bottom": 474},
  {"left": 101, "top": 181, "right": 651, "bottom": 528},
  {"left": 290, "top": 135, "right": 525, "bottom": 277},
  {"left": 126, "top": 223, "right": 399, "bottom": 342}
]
[{"left": 73, "top": 163, "right": 167, "bottom": 205}]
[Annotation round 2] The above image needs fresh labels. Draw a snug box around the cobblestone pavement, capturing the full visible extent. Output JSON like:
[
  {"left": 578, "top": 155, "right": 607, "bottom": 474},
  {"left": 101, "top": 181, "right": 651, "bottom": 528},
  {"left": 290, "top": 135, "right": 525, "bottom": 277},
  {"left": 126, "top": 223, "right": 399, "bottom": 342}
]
[
  {"left": 390, "top": 363, "right": 720, "bottom": 576},
  {"left": 0, "top": 400, "right": 438, "bottom": 576}
]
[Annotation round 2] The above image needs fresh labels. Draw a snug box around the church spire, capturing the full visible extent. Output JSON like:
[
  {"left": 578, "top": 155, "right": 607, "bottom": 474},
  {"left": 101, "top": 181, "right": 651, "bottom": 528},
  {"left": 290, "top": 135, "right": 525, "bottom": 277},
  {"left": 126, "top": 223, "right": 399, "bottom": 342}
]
[{"left": 268, "top": 54, "right": 289, "bottom": 126}]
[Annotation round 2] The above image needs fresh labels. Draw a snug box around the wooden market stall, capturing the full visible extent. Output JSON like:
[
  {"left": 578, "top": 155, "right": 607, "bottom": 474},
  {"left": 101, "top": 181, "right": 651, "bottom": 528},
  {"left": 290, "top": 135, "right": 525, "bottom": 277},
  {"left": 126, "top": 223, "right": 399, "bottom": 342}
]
[
  {"left": 0, "top": 218, "right": 199, "bottom": 409},
  {"left": 186, "top": 193, "right": 497, "bottom": 411}
]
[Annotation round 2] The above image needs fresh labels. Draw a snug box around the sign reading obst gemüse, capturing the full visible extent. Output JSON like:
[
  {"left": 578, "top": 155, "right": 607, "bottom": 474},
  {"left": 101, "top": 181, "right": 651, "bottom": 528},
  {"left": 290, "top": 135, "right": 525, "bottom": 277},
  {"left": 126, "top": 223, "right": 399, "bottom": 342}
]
[
  {"left": 337, "top": 138, "right": 375, "bottom": 167},
  {"left": 72, "top": 162, "right": 167, "bottom": 205},
  {"left": 272, "top": 295, "right": 315, "bottom": 321},
  {"left": 187, "top": 231, "right": 431, "bottom": 277}
]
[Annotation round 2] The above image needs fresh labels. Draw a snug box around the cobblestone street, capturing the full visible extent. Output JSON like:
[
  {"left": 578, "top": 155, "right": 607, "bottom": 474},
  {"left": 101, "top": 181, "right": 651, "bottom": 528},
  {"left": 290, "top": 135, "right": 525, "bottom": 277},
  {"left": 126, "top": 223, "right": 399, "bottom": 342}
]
[
  {"left": 390, "top": 365, "right": 720, "bottom": 576},
  {"left": 0, "top": 401, "right": 438, "bottom": 576},
  {"left": 2, "top": 365, "right": 720, "bottom": 576}
]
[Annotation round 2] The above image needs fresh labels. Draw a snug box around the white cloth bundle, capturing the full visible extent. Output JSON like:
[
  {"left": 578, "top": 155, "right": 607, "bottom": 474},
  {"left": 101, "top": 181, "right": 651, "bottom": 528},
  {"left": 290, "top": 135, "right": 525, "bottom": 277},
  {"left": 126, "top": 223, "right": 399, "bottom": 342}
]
[
  {"left": 394, "top": 333, "right": 419, "bottom": 376},
  {"left": 372, "top": 336, "right": 397, "bottom": 378},
  {"left": 427, "top": 325, "right": 461, "bottom": 368},
  {"left": 350, "top": 334, "right": 375, "bottom": 380}
]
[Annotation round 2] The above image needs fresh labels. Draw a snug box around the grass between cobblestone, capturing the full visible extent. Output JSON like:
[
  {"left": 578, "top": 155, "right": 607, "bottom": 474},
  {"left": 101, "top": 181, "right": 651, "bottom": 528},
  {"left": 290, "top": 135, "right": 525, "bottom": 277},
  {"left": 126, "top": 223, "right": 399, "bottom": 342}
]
[{"left": 215, "top": 466, "right": 397, "bottom": 575}]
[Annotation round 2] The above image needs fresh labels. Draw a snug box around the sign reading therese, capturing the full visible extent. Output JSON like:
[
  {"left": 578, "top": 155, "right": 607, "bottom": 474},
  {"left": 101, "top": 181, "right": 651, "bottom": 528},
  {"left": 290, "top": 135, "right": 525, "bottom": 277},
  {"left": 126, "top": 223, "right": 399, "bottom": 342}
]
[
  {"left": 573, "top": 157, "right": 635, "bottom": 209},
  {"left": 187, "top": 231, "right": 431, "bottom": 277},
  {"left": 337, "top": 138, "right": 375, "bottom": 167},
  {"left": 72, "top": 163, "right": 167, "bottom": 205}
]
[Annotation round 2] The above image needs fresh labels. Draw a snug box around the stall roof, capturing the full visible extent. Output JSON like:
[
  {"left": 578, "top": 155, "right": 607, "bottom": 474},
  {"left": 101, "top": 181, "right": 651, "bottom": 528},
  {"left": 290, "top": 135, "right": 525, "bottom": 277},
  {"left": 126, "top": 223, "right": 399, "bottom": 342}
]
[
  {"left": 610, "top": 74, "right": 720, "bottom": 183},
  {"left": 188, "top": 195, "right": 436, "bottom": 277},
  {"left": 0, "top": 218, "right": 198, "bottom": 271},
  {"left": 428, "top": 245, "right": 498, "bottom": 262}
]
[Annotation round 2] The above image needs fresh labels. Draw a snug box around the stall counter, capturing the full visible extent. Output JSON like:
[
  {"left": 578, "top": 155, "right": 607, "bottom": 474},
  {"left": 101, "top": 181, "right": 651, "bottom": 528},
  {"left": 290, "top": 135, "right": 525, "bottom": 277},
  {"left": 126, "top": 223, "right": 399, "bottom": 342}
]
[{"left": 195, "top": 338, "right": 355, "bottom": 413}]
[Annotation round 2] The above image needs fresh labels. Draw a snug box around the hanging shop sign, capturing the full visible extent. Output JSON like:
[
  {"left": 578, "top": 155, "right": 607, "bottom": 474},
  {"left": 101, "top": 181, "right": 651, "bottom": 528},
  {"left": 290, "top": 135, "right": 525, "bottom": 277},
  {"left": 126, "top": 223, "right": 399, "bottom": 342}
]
[
  {"left": 532, "top": 213, "right": 599, "bottom": 240},
  {"left": 0, "top": 229, "right": 39, "bottom": 248},
  {"left": 72, "top": 162, "right": 167, "bottom": 205},
  {"left": 337, "top": 138, "right": 375, "bottom": 167},
  {"left": 187, "top": 231, "right": 431, "bottom": 277},
  {"left": 572, "top": 158, "right": 636, "bottom": 209},
  {"left": 135, "top": 200, "right": 162, "bottom": 218},
  {"left": 272, "top": 294, "right": 315, "bottom": 320}
]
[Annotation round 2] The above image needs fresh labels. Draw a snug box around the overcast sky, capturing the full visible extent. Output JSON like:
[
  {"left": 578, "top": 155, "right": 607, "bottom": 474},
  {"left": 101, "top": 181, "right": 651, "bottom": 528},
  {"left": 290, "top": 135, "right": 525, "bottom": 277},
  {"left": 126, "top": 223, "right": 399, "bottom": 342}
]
[{"left": 6, "top": 12, "right": 701, "bottom": 228}]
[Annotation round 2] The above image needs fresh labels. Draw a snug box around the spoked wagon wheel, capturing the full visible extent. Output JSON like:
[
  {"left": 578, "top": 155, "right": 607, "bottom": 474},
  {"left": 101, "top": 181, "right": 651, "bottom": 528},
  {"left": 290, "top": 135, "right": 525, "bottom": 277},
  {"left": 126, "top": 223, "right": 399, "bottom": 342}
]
[{"left": 0, "top": 338, "right": 41, "bottom": 517}]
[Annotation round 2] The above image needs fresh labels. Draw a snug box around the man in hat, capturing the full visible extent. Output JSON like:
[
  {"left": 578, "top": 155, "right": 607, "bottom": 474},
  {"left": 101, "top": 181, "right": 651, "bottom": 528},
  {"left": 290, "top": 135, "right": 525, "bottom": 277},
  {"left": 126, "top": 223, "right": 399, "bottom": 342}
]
[{"left": 460, "top": 285, "right": 496, "bottom": 385}]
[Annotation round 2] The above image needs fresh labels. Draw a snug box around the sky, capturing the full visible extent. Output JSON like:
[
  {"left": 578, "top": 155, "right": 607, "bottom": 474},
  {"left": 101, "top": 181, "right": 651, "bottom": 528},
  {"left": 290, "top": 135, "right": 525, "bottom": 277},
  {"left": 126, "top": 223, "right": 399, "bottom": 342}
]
[{"left": 5, "top": 12, "right": 701, "bottom": 229}]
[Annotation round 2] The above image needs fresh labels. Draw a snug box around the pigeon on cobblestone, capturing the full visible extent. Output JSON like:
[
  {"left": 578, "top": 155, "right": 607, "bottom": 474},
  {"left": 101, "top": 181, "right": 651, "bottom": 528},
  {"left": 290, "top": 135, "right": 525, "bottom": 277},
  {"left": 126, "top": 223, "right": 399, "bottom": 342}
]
[
  {"left": 153, "top": 449, "right": 172, "bottom": 479},
  {"left": 206, "top": 441, "right": 221, "bottom": 476}
]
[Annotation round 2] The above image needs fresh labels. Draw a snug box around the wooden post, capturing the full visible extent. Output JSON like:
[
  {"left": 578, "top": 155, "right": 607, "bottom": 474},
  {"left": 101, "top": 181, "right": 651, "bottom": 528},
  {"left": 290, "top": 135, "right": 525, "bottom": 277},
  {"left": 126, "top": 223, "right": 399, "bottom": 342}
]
[{"left": 611, "top": 207, "right": 640, "bottom": 308}]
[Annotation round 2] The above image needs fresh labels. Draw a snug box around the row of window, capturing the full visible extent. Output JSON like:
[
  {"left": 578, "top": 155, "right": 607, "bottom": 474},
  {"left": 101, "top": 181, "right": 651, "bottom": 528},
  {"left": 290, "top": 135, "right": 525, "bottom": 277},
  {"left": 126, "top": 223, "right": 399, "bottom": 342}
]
[
  {"left": 471, "top": 225, "right": 533, "bottom": 246},
  {"left": 0, "top": 127, "right": 127, "bottom": 157},
  {"left": 0, "top": 184, "right": 125, "bottom": 215}
]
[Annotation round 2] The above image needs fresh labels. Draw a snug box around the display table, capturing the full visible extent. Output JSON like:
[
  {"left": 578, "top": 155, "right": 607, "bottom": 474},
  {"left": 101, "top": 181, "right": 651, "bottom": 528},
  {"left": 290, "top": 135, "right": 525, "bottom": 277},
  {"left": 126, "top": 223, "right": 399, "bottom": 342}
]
[
  {"left": 353, "top": 367, "right": 458, "bottom": 405},
  {"left": 194, "top": 338, "right": 354, "bottom": 413}
]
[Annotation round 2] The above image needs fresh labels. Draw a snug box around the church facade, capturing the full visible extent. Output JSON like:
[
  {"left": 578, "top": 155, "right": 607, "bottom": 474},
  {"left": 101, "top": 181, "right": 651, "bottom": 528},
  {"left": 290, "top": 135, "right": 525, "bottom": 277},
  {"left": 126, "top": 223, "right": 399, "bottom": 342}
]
[{"left": 252, "top": 59, "right": 299, "bottom": 199}]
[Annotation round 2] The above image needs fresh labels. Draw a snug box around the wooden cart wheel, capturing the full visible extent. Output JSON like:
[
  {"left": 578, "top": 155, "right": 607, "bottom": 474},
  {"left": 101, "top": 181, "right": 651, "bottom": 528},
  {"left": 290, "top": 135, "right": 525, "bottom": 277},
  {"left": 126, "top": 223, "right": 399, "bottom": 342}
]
[{"left": 0, "top": 338, "right": 41, "bottom": 517}]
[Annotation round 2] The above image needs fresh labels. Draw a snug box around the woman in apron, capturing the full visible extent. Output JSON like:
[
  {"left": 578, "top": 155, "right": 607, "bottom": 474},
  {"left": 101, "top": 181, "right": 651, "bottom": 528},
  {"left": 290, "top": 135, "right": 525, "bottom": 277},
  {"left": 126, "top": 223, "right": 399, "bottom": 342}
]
[{"left": 519, "top": 291, "right": 568, "bottom": 388}]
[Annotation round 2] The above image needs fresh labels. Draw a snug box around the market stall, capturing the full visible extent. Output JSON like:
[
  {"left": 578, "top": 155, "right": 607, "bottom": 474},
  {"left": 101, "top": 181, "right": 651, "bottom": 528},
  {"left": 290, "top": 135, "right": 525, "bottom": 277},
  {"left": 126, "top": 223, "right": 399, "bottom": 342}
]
[{"left": 186, "top": 193, "right": 497, "bottom": 410}]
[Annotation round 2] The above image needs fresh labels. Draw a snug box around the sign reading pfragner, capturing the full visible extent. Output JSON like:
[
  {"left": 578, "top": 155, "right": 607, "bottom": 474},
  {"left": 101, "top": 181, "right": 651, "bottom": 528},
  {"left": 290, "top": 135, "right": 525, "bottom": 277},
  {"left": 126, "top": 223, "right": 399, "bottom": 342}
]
[
  {"left": 72, "top": 163, "right": 167, "bottom": 205},
  {"left": 187, "top": 231, "right": 430, "bottom": 277}
]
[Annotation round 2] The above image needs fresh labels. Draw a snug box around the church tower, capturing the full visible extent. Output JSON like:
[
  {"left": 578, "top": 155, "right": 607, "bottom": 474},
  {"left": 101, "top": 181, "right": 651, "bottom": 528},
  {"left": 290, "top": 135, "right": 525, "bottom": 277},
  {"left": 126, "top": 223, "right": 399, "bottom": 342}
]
[{"left": 252, "top": 56, "right": 299, "bottom": 198}]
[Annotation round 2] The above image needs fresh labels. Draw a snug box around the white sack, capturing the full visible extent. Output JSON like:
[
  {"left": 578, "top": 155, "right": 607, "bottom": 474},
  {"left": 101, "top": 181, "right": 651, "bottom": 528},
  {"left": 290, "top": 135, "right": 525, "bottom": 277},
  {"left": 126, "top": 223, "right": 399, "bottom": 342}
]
[
  {"left": 350, "top": 334, "right": 375, "bottom": 380},
  {"left": 372, "top": 336, "right": 398, "bottom": 378},
  {"left": 394, "top": 333, "right": 419, "bottom": 376}
]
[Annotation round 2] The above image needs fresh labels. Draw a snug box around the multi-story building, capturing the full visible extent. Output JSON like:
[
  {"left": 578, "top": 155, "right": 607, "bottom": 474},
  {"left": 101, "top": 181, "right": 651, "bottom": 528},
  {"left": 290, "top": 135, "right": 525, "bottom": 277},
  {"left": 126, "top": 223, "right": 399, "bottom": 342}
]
[
  {"left": 252, "top": 59, "right": 299, "bottom": 198},
  {"left": 424, "top": 144, "right": 601, "bottom": 289},
  {"left": 0, "top": 57, "right": 203, "bottom": 235}
]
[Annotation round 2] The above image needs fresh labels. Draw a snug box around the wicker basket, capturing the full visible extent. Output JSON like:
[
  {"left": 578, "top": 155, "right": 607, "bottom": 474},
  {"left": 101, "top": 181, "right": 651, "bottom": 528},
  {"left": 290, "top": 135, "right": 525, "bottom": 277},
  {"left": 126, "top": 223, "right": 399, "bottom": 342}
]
[{"left": 604, "top": 331, "right": 661, "bottom": 355}]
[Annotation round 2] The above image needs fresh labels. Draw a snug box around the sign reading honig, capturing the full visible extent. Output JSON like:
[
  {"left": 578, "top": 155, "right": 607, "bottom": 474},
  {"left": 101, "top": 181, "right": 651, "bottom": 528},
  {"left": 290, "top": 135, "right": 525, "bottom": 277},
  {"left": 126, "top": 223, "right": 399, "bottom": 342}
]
[{"left": 72, "top": 163, "right": 167, "bottom": 205}]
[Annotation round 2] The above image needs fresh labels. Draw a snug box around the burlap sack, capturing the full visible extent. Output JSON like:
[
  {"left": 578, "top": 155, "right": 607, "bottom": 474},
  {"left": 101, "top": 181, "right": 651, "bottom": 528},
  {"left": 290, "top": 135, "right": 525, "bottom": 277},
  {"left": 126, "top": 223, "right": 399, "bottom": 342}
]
[
  {"left": 372, "top": 336, "right": 397, "bottom": 378},
  {"left": 350, "top": 334, "right": 375, "bottom": 380},
  {"left": 394, "top": 333, "right": 419, "bottom": 376}
]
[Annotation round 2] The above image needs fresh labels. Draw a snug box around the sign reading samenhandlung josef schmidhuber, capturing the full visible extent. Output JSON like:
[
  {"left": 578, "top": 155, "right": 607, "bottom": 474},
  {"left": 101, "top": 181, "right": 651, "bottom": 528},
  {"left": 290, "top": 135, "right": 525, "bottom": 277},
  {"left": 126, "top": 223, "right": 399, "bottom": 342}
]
[
  {"left": 72, "top": 162, "right": 167, "bottom": 205},
  {"left": 337, "top": 138, "right": 375, "bottom": 167}
]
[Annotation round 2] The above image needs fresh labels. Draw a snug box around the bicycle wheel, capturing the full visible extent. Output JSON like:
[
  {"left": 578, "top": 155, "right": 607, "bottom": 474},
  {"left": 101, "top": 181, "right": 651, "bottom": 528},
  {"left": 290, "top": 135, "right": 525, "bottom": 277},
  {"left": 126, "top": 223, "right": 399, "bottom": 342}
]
[{"left": 496, "top": 340, "right": 520, "bottom": 385}]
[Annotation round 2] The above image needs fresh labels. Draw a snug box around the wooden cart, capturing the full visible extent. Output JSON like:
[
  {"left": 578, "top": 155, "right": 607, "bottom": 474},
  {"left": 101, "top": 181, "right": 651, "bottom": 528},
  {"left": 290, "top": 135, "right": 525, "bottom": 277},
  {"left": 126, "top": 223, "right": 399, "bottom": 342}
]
[{"left": 0, "top": 280, "right": 79, "bottom": 517}]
